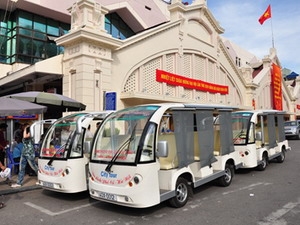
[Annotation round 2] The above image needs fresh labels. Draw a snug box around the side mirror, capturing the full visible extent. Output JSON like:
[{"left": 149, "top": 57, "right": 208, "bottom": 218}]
[
  {"left": 256, "top": 131, "right": 262, "bottom": 141},
  {"left": 156, "top": 141, "right": 168, "bottom": 157}
]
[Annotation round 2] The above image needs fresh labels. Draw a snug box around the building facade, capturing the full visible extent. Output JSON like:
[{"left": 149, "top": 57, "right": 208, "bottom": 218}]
[{"left": 0, "top": 0, "right": 299, "bottom": 119}]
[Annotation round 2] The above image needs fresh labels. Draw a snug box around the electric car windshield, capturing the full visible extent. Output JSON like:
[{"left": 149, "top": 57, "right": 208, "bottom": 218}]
[
  {"left": 91, "top": 105, "right": 159, "bottom": 165},
  {"left": 40, "top": 113, "right": 86, "bottom": 159},
  {"left": 232, "top": 112, "right": 252, "bottom": 144}
]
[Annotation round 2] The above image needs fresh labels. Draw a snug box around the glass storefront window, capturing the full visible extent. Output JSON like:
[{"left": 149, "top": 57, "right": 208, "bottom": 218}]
[
  {"left": 34, "top": 16, "right": 46, "bottom": 40},
  {"left": 18, "top": 11, "right": 32, "bottom": 29},
  {"left": 0, "top": 22, "right": 7, "bottom": 32},
  {"left": 47, "top": 20, "right": 59, "bottom": 36},
  {"left": 11, "top": 36, "right": 16, "bottom": 55},
  {"left": 0, "top": 9, "right": 69, "bottom": 65},
  {"left": 34, "top": 16, "right": 46, "bottom": 32},
  {"left": 33, "top": 39, "right": 44, "bottom": 59},
  {"left": 105, "top": 13, "right": 135, "bottom": 40},
  {"left": 46, "top": 42, "right": 58, "bottom": 58},
  {"left": 1, "top": 9, "right": 135, "bottom": 65},
  {"left": 19, "top": 27, "right": 32, "bottom": 37},
  {"left": 111, "top": 24, "right": 119, "bottom": 39},
  {"left": 19, "top": 36, "right": 32, "bottom": 55}
]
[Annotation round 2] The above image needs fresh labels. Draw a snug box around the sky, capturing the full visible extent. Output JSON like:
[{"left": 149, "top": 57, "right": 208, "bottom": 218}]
[{"left": 186, "top": 0, "right": 300, "bottom": 74}]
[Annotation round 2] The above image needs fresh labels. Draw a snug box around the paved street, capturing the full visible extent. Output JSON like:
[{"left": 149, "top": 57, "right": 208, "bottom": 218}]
[{"left": 1, "top": 139, "right": 300, "bottom": 225}]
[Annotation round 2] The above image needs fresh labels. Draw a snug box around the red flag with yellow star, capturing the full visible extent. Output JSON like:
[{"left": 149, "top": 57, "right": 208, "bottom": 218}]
[{"left": 258, "top": 5, "right": 271, "bottom": 25}]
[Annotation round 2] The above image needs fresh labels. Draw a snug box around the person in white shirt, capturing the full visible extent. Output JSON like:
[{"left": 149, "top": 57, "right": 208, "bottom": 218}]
[
  {"left": 86, "top": 125, "right": 93, "bottom": 139},
  {"left": 0, "top": 162, "right": 10, "bottom": 179}
]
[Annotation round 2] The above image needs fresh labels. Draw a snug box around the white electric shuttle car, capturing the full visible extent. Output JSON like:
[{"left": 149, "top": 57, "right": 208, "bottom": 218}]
[
  {"left": 89, "top": 103, "right": 242, "bottom": 208},
  {"left": 37, "top": 112, "right": 112, "bottom": 193},
  {"left": 232, "top": 110, "right": 291, "bottom": 171}
]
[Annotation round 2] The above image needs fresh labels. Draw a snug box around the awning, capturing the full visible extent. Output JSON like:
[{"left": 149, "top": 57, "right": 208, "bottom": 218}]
[
  {"left": 0, "top": 55, "right": 63, "bottom": 95},
  {"left": 285, "top": 71, "right": 299, "bottom": 80}
]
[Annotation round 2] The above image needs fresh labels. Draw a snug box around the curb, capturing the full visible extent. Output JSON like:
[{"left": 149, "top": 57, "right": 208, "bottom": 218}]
[{"left": 0, "top": 185, "right": 42, "bottom": 195}]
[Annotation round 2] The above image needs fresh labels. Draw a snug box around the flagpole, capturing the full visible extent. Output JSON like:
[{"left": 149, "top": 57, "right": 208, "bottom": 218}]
[
  {"left": 258, "top": 4, "right": 274, "bottom": 48},
  {"left": 270, "top": 10, "right": 275, "bottom": 48}
]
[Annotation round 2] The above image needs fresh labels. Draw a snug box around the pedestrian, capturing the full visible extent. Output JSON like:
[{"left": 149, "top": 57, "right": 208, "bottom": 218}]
[
  {"left": 0, "top": 123, "right": 8, "bottom": 165},
  {"left": 86, "top": 124, "right": 93, "bottom": 139},
  {"left": 12, "top": 136, "right": 23, "bottom": 174},
  {"left": 0, "top": 161, "right": 10, "bottom": 179},
  {"left": 60, "top": 122, "right": 71, "bottom": 146},
  {"left": 13, "top": 122, "right": 23, "bottom": 141},
  {"left": 11, "top": 123, "right": 38, "bottom": 188}
]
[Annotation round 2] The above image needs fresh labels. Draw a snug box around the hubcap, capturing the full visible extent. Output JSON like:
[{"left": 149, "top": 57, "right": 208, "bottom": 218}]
[
  {"left": 225, "top": 167, "right": 232, "bottom": 182},
  {"left": 176, "top": 183, "right": 188, "bottom": 203},
  {"left": 262, "top": 158, "right": 267, "bottom": 168},
  {"left": 281, "top": 152, "right": 285, "bottom": 160}
]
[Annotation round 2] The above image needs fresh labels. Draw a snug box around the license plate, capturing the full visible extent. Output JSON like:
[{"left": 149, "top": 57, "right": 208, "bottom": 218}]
[
  {"left": 99, "top": 192, "right": 116, "bottom": 201},
  {"left": 42, "top": 181, "right": 54, "bottom": 188}
]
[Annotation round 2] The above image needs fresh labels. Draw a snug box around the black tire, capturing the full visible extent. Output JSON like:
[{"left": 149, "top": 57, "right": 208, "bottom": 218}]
[
  {"left": 169, "top": 177, "right": 190, "bottom": 208},
  {"left": 297, "top": 132, "right": 300, "bottom": 140},
  {"left": 277, "top": 149, "right": 286, "bottom": 163},
  {"left": 257, "top": 153, "right": 268, "bottom": 171},
  {"left": 218, "top": 163, "right": 234, "bottom": 187}
]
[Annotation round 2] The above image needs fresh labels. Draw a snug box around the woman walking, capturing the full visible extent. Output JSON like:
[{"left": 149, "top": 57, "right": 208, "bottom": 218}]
[{"left": 11, "top": 123, "right": 38, "bottom": 188}]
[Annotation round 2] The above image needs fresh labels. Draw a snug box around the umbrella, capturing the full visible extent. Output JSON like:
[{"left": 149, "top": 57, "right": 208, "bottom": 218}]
[
  {"left": 0, "top": 97, "right": 47, "bottom": 116},
  {"left": 6, "top": 91, "right": 86, "bottom": 111}
]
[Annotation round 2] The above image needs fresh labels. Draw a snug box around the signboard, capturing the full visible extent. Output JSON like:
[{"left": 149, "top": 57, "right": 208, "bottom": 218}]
[
  {"left": 0, "top": 115, "right": 38, "bottom": 120},
  {"left": 105, "top": 92, "right": 116, "bottom": 110},
  {"left": 271, "top": 63, "right": 283, "bottom": 110},
  {"left": 156, "top": 69, "right": 229, "bottom": 95}
]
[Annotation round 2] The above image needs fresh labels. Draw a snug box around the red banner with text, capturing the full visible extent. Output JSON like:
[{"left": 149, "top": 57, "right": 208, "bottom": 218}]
[
  {"left": 156, "top": 70, "right": 229, "bottom": 95},
  {"left": 271, "top": 63, "right": 283, "bottom": 110}
]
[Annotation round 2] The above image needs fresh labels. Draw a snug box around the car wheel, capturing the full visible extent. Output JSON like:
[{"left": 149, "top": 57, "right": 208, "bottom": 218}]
[
  {"left": 169, "top": 177, "right": 191, "bottom": 208},
  {"left": 257, "top": 153, "right": 268, "bottom": 171},
  {"left": 277, "top": 149, "right": 286, "bottom": 163},
  {"left": 218, "top": 163, "right": 234, "bottom": 187}
]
